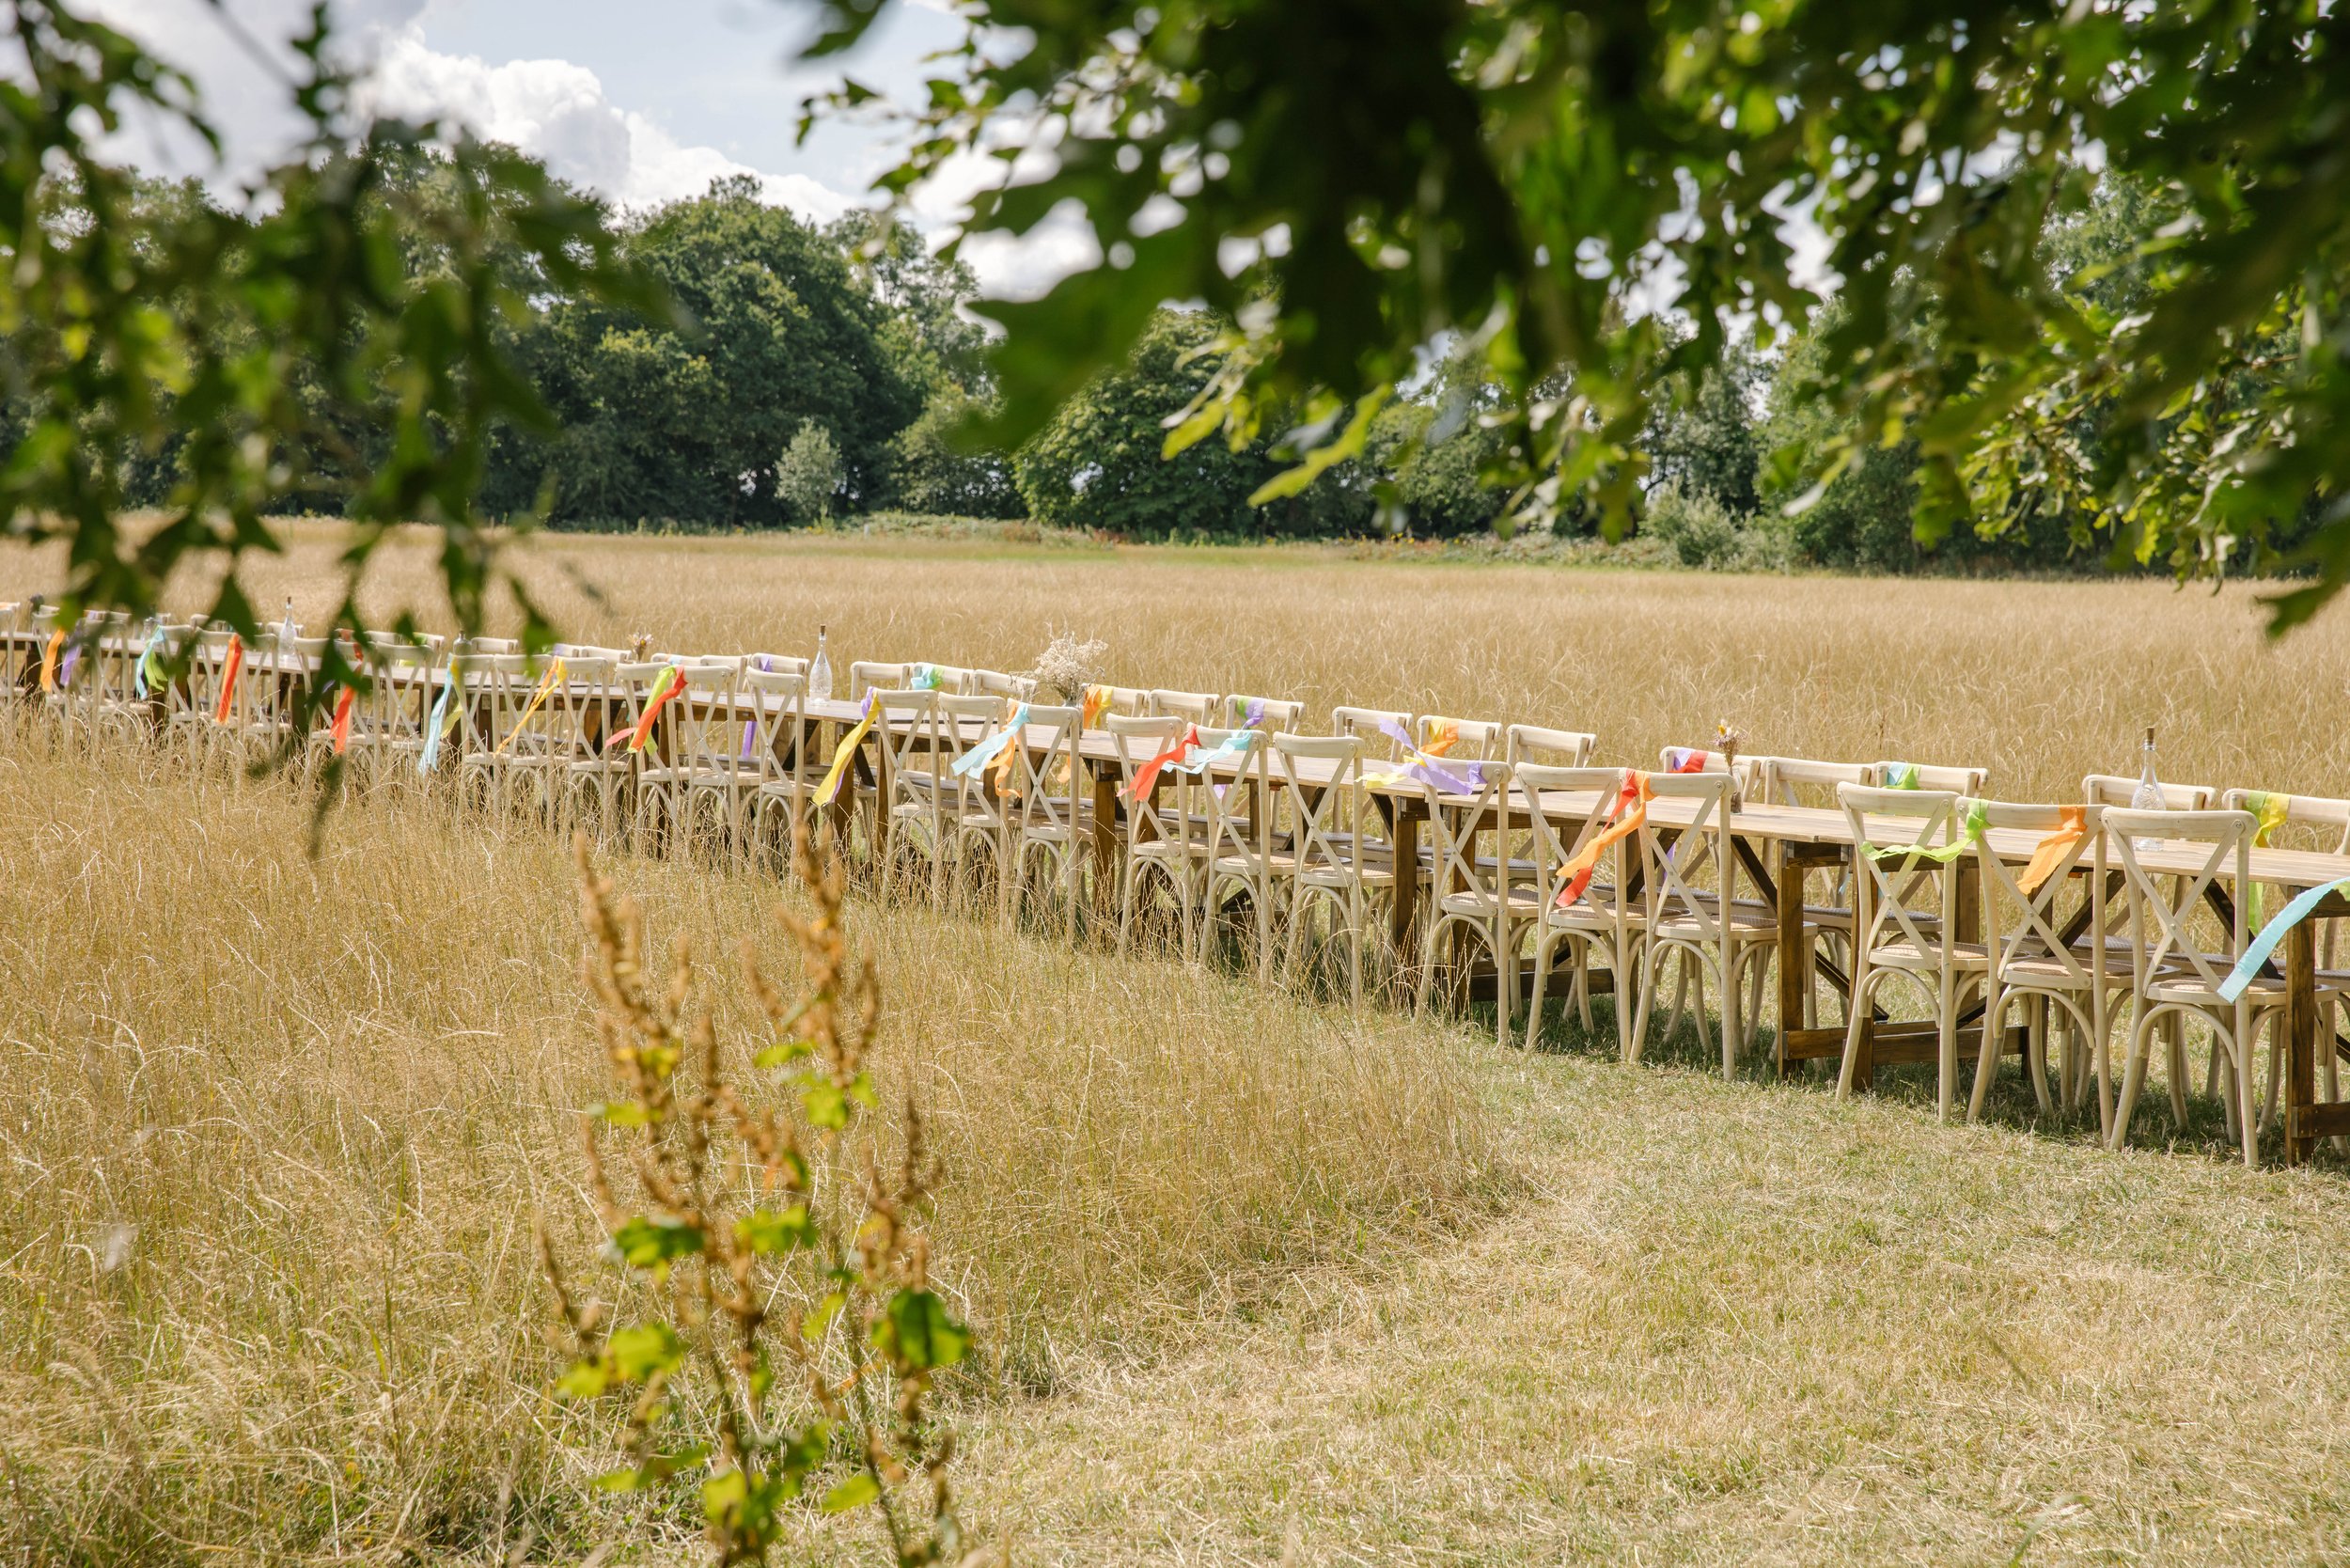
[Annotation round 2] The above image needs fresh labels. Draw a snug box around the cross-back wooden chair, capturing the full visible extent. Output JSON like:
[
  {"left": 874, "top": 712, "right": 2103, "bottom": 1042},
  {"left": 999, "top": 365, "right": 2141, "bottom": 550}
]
[
  {"left": 1005, "top": 703, "right": 1092, "bottom": 940},
  {"left": 1416, "top": 714, "right": 1503, "bottom": 760},
  {"left": 341, "top": 639, "right": 441, "bottom": 791},
  {"left": 1505, "top": 724, "right": 1597, "bottom": 768},
  {"left": 543, "top": 656, "right": 628, "bottom": 839},
  {"left": 1269, "top": 731, "right": 1397, "bottom": 1008},
  {"left": 1965, "top": 799, "right": 2121, "bottom": 1131},
  {"left": 1107, "top": 713, "right": 1203, "bottom": 958},
  {"left": 1521, "top": 764, "right": 1644, "bottom": 1054},
  {"left": 1413, "top": 760, "right": 1528, "bottom": 1046},
  {"left": 2103, "top": 807, "right": 2276, "bottom": 1167},
  {"left": 936, "top": 691, "right": 1014, "bottom": 910},
  {"left": 1835, "top": 783, "right": 1988, "bottom": 1117},
  {"left": 1630, "top": 770, "right": 1779, "bottom": 1074},
  {"left": 2221, "top": 787, "right": 2350, "bottom": 1137},
  {"left": 456, "top": 651, "right": 533, "bottom": 814},
  {"left": 740, "top": 666, "right": 813, "bottom": 867},
  {"left": 872, "top": 688, "right": 952, "bottom": 905},
  {"left": 1753, "top": 757, "right": 1873, "bottom": 808},
  {"left": 672, "top": 660, "right": 766, "bottom": 857},
  {"left": 1148, "top": 688, "right": 1220, "bottom": 724},
  {"left": 1197, "top": 727, "right": 1277, "bottom": 978}
]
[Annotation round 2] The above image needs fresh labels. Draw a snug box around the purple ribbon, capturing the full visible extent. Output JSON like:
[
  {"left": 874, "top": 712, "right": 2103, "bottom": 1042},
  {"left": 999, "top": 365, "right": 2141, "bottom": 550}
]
[{"left": 1373, "top": 717, "right": 1485, "bottom": 794}]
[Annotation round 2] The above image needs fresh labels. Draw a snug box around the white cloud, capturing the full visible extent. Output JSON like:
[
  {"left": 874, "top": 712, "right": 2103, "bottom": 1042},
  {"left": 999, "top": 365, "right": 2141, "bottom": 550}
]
[{"left": 363, "top": 27, "right": 858, "bottom": 218}]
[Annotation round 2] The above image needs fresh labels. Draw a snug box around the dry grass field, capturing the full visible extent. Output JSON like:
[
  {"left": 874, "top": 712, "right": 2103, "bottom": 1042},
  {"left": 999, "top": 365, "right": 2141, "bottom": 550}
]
[{"left": 10, "top": 523, "right": 2350, "bottom": 1566}]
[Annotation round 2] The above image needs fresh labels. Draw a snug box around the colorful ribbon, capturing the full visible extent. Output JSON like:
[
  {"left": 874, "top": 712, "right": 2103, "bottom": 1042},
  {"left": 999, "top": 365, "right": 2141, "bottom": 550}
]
[
  {"left": 911, "top": 664, "right": 943, "bottom": 691},
  {"left": 626, "top": 666, "right": 685, "bottom": 755},
  {"left": 812, "top": 692, "right": 877, "bottom": 808},
  {"left": 952, "top": 704, "right": 1032, "bottom": 780},
  {"left": 418, "top": 664, "right": 461, "bottom": 774},
  {"left": 213, "top": 635, "right": 243, "bottom": 722},
  {"left": 1664, "top": 746, "right": 1710, "bottom": 774},
  {"left": 2014, "top": 806, "right": 2088, "bottom": 897},
  {"left": 1170, "top": 728, "right": 1258, "bottom": 776},
  {"left": 2240, "top": 790, "right": 2293, "bottom": 927},
  {"left": 56, "top": 642, "right": 79, "bottom": 690},
  {"left": 1123, "top": 724, "right": 1199, "bottom": 803},
  {"left": 2220, "top": 878, "right": 2350, "bottom": 1001},
  {"left": 1879, "top": 761, "right": 1921, "bottom": 790},
  {"left": 133, "top": 625, "right": 166, "bottom": 700},
  {"left": 328, "top": 684, "right": 357, "bottom": 753},
  {"left": 38, "top": 630, "right": 62, "bottom": 694},
  {"left": 1364, "top": 717, "right": 1485, "bottom": 794},
  {"left": 1859, "top": 800, "right": 1988, "bottom": 866},
  {"left": 1555, "top": 772, "right": 1654, "bottom": 907},
  {"left": 1230, "top": 696, "right": 1266, "bottom": 730},
  {"left": 1082, "top": 683, "right": 1112, "bottom": 729},
  {"left": 497, "top": 658, "right": 567, "bottom": 753}
]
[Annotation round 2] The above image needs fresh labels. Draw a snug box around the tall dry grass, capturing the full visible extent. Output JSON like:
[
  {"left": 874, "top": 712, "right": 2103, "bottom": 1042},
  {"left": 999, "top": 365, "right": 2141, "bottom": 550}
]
[
  {"left": 10, "top": 519, "right": 2343, "bottom": 804},
  {"left": 0, "top": 733, "right": 1501, "bottom": 1564}
]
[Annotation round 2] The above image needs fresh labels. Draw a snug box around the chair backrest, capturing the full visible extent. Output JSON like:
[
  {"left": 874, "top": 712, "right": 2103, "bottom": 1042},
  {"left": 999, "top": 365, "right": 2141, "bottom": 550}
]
[
  {"left": 1969, "top": 798, "right": 2107, "bottom": 988},
  {"left": 745, "top": 653, "right": 810, "bottom": 681},
  {"left": 2103, "top": 808, "right": 2255, "bottom": 996},
  {"left": 2084, "top": 773, "right": 2214, "bottom": 811},
  {"left": 1224, "top": 693, "right": 1304, "bottom": 732},
  {"left": 1756, "top": 756, "right": 1874, "bottom": 808},
  {"left": 915, "top": 663, "right": 979, "bottom": 695},
  {"left": 1269, "top": 732, "right": 1377, "bottom": 881},
  {"left": 464, "top": 635, "right": 520, "bottom": 654},
  {"left": 459, "top": 652, "right": 530, "bottom": 758},
  {"left": 1505, "top": 723, "right": 1596, "bottom": 768},
  {"left": 1879, "top": 760, "right": 1988, "bottom": 795},
  {"left": 1008, "top": 704, "right": 1084, "bottom": 833},
  {"left": 973, "top": 668, "right": 1038, "bottom": 701},
  {"left": 739, "top": 666, "right": 810, "bottom": 786},
  {"left": 1099, "top": 684, "right": 1151, "bottom": 718},
  {"left": 1419, "top": 758, "right": 1517, "bottom": 913},
  {"left": 1518, "top": 763, "right": 1631, "bottom": 911},
  {"left": 2220, "top": 787, "right": 2350, "bottom": 855},
  {"left": 666, "top": 660, "right": 751, "bottom": 773},
  {"left": 1333, "top": 706, "right": 1414, "bottom": 759},
  {"left": 1416, "top": 713, "right": 1503, "bottom": 760},
  {"left": 851, "top": 661, "right": 910, "bottom": 698},
  {"left": 1149, "top": 688, "right": 1219, "bottom": 723},
  {"left": 1637, "top": 771, "right": 1738, "bottom": 935},
  {"left": 1657, "top": 745, "right": 1733, "bottom": 775},
  {"left": 1106, "top": 713, "right": 1191, "bottom": 851},
  {"left": 542, "top": 654, "right": 616, "bottom": 761},
  {"left": 873, "top": 689, "right": 947, "bottom": 808},
  {"left": 1839, "top": 782, "right": 1964, "bottom": 958},
  {"left": 554, "top": 642, "right": 630, "bottom": 660},
  {"left": 1196, "top": 725, "right": 1271, "bottom": 863},
  {"left": 368, "top": 640, "right": 445, "bottom": 746}
]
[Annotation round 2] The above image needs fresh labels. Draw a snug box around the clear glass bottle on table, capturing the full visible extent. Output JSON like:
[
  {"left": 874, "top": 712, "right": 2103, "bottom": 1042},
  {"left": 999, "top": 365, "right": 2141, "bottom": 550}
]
[
  {"left": 2130, "top": 725, "right": 2162, "bottom": 848},
  {"left": 808, "top": 623, "right": 833, "bottom": 703}
]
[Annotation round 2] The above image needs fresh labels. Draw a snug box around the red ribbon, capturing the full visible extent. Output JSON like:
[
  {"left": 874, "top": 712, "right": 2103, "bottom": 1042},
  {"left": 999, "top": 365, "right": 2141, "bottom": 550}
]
[
  {"left": 329, "top": 684, "right": 357, "bottom": 753},
  {"left": 626, "top": 666, "right": 686, "bottom": 754},
  {"left": 1555, "top": 771, "right": 1654, "bottom": 908}
]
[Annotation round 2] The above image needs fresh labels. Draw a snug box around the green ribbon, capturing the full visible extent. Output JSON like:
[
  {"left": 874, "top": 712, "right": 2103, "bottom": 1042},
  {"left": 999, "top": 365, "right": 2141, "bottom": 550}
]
[{"left": 1858, "top": 799, "right": 1987, "bottom": 866}]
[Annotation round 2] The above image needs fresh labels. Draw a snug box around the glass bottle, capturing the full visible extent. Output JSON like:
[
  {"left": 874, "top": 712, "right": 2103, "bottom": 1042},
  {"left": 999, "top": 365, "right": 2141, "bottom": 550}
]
[
  {"left": 278, "top": 595, "right": 298, "bottom": 654},
  {"left": 808, "top": 623, "right": 833, "bottom": 703},
  {"left": 2130, "top": 725, "right": 2162, "bottom": 848}
]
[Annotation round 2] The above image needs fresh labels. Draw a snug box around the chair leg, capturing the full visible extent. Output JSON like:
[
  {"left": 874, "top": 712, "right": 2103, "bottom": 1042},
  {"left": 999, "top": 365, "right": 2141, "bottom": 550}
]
[
  {"left": 1525, "top": 933, "right": 1551, "bottom": 1052},
  {"left": 2110, "top": 1002, "right": 2158, "bottom": 1151}
]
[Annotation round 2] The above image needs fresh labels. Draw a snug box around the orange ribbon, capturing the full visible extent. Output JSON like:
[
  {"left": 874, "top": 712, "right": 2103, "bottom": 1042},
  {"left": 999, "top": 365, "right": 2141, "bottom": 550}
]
[
  {"left": 1420, "top": 720, "right": 1459, "bottom": 759},
  {"left": 1555, "top": 771, "right": 1654, "bottom": 907},
  {"left": 2014, "top": 806, "right": 2087, "bottom": 897},
  {"left": 38, "top": 630, "right": 63, "bottom": 693},
  {"left": 329, "top": 684, "right": 356, "bottom": 753},
  {"left": 1123, "top": 724, "right": 1199, "bottom": 804},
  {"left": 213, "top": 635, "right": 243, "bottom": 722}
]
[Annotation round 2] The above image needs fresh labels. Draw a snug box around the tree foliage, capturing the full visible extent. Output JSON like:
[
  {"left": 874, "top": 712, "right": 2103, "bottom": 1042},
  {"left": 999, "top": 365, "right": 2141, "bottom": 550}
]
[{"left": 812, "top": 0, "right": 2350, "bottom": 628}]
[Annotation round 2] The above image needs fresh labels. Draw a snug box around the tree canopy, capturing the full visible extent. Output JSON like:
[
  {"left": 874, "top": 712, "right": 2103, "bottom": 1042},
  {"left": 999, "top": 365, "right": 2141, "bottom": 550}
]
[{"left": 813, "top": 0, "right": 2350, "bottom": 628}]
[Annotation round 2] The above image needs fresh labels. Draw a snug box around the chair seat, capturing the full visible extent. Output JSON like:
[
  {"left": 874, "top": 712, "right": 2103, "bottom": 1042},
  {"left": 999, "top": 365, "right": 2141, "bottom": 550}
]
[
  {"left": 1292, "top": 860, "right": 1400, "bottom": 891},
  {"left": 1653, "top": 907, "right": 1782, "bottom": 941},
  {"left": 1995, "top": 948, "right": 2139, "bottom": 985},
  {"left": 1856, "top": 938, "right": 1989, "bottom": 972}
]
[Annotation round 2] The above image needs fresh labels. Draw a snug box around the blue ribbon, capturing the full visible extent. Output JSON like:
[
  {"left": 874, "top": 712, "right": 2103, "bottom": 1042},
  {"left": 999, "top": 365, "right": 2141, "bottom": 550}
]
[
  {"left": 951, "top": 704, "right": 1031, "bottom": 777},
  {"left": 1170, "top": 728, "right": 1257, "bottom": 776},
  {"left": 418, "top": 667, "right": 459, "bottom": 775},
  {"left": 2219, "top": 878, "right": 2350, "bottom": 1001},
  {"left": 133, "top": 624, "right": 165, "bottom": 700}
]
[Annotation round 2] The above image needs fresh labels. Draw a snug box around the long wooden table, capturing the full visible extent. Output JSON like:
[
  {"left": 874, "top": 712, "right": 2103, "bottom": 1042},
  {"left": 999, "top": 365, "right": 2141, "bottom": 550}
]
[{"left": 15, "top": 635, "right": 2350, "bottom": 1164}]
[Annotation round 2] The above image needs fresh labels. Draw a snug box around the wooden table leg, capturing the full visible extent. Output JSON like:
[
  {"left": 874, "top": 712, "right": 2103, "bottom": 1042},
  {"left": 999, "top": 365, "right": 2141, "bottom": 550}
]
[
  {"left": 1777, "top": 840, "right": 1804, "bottom": 1078},
  {"left": 1390, "top": 802, "right": 1421, "bottom": 959},
  {"left": 1090, "top": 763, "right": 1120, "bottom": 913},
  {"left": 2287, "top": 917, "right": 2317, "bottom": 1166}
]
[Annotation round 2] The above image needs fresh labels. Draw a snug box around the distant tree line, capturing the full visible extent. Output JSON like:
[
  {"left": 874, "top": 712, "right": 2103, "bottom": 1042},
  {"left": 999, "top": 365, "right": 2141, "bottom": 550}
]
[{"left": 43, "top": 151, "right": 2313, "bottom": 574}]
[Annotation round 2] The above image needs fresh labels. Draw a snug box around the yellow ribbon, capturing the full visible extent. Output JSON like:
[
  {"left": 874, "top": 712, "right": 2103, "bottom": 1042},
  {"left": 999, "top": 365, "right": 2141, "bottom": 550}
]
[
  {"left": 812, "top": 694, "right": 877, "bottom": 808},
  {"left": 496, "top": 658, "right": 565, "bottom": 753},
  {"left": 2243, "top": 790, "right": 2293, "bottom": 926}
]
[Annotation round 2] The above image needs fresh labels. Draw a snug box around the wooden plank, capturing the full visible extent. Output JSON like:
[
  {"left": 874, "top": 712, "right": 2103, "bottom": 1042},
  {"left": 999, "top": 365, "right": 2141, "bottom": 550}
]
[
  {"left": 1777, "top": 839, "right": 1807, "bottom": 1079},
  {"left": 2287, "top": 917, "right": 2318, "bottom": 1165}
]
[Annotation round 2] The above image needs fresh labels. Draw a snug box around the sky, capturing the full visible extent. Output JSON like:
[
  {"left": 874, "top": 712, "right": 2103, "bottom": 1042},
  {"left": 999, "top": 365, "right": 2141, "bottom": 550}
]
[{"left": 87, "top": 0, "right": 1094, "bottom": 295}]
